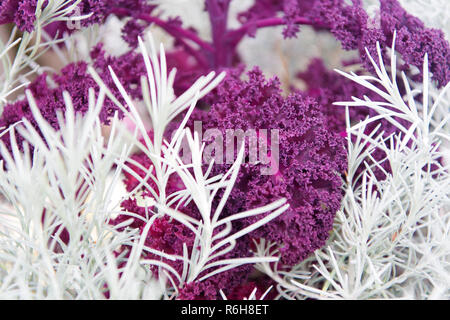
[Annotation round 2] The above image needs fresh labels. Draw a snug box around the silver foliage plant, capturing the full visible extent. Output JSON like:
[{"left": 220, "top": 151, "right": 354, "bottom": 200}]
[
  {"left": 255, "top": 34, "right": 450, "bottom": 300},
  {"left": 0, "top": 29, "right": 290, "bottom": 299}
]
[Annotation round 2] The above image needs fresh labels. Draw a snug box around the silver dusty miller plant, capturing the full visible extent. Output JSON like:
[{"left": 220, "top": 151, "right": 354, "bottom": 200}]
[
  {"left": 255, "top": 35, "right": 450, "bottom": 300},
  {"left": 0, "top": 28, "right": 289, "bottom": 299}
]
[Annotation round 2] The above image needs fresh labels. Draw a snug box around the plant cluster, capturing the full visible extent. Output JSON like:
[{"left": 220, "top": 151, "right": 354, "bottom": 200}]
[{"left": 0, "top": 0, "right": 448, "bottom": 299}]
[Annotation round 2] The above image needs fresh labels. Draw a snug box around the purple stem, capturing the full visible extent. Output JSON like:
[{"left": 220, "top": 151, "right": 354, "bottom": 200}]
[
  {"left": 206, "top": 0, "right": 232, "bottom": 67},
  {"left": 111, "top": 8, "right": 214, "bottom": 52},
  {"left": 227, "top": 16, "right": 329, "bottom": 44}
]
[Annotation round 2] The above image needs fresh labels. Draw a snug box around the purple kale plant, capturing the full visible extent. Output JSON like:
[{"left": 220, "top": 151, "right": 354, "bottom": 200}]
[
  {"left": 189, "top": 67, "right": 347, "bottom": 265},
  {"left": 112, "top": 66, "right": 347, "bottom": 298},
  {"left": 0, "top": 43, "right": 150, "bottom": 155}
]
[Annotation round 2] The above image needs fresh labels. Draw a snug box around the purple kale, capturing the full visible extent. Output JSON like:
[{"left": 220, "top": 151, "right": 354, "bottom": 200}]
[
  {"left": 0, "top": 0, "right": 155, "bottom": 36},
  {"left": 2, "top": 0, "right": 447, "bottom": 300},
  {"left": 121, "top": 19, "right": 147, "bottom": 48},
  {"left": 76, "top": 0, "right": 108, "bottom": 27},
  {"left": 1, "top": 61, "right": 111, "bottom": 126},
  {"left": 297, "top": 58, "right": 378, "bottom": 135},
  {"left": 0, "top": 0, "right": 18, "bottom": 26},
  {"left": 302, "top": 0, "right": 450, "bottom": 87},
  {"left": 378, "top": 0, "right": 450, "bottom": 87},
  {"left": 176, "top": 262, "right": 253, "bottom": 300},
  {"left": 226, "top": 276, "right": 277, "bottom": 300},
  {"left": 90, "top": 43, "right": 147, "bottom": 100},
  {"left": 235, "top": 0, "right": 450, "bottom": 87},
  {"left": 0, "top": 63, "right": 106, "bottom": 155},
  {"left": 0, "top": 0, "right": 37, "bottom": 32},
  {"left": 114, "top": 167, "right": 255, "bottom": 299},
  {"left": 111, "top": 68, "right": 347, "bottom": 295},
  {"left": 186, "top": 67, "right": 347, "bottom": 265},
  {"left": 0, "top": 43, "right": 149, "bottom": 156},
  {"left": 235, "top": 0, "right": 321, "bottom": 39},
  {"left": 236, "top": 0, "right": 282, "bottom": 37}
]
